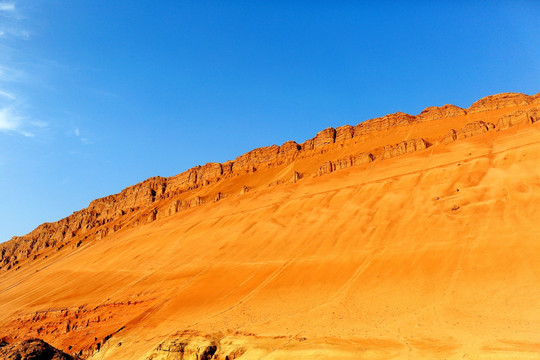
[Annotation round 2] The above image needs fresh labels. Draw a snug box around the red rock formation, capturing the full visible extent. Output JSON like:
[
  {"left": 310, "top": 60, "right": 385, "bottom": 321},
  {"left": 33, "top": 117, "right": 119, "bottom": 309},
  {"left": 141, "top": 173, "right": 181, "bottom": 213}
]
[
  {"left": 382, "top": 138, "right": 430, "bottom": 159},
  {"left": 300, "top": 138, "right": 314, "bottom": 151},
  {"left": 455, "top": 121, "right": 494, "bottom": 140},
  {"left": 467, "top": 92, "right": 535, "bottom": 113},
  {"left": 196, "top": 162, "right": 223, "bottom": 186},
  {"left": 317, "top": 153, "right": 373, "bottom": 176},
  {"left": 441, "top": 129, "right": 458, "bottom": 144},
  {"left": 335, "top": 125, "right": 355, "bottom": 142},
  {"left": 356, "top": 153, "right": 375, "bottom": 165},
  {"left": 0, "top": 339, "right": 77, "bottom": 360},
  {"left": 190, "top": 196, "right": 203, "bottom": 208},
  {"left": 417, "top": 104, "right": 466, "bottom": 122},
  {"left": 334, "top": 156, "right": 355, "bottom": 170},
  {"left": 2, "top": 301, "right": 152, "bottom": 358},
  {"left": 354, "top": 112, "right": 415, "bottom": 136},
  {"left": 2, "top": 91, "right": 540, "bottom": 360},
  {"left": 291, "top": 171, "right": 302, "bottom": 183},
  {"left": 279, "top": 141, "right": 301, "bottom": 156},
  {"left": 317, "top": 161, "right": 335, "bottom": 176},
  {"left": 232, "top": 145, "right": 279, "bottom": 173},
  {"left": 313, "top": 128, "right": 336, "bottom": 148},
  {"left": 2, "top": 92, "right": 538, "bottom": 274},
  {"left": 496, "top": 107, "right": 539, "bottom": 129}
]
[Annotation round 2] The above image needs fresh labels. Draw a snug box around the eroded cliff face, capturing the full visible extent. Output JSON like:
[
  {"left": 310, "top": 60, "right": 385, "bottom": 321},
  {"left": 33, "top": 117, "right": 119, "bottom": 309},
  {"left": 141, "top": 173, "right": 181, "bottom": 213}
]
[
  {"left": 467, "top": 92, "right": 538, "bottom": 113},
  {"left": 1, "top": 92, "right": 539, "bottom": 276},
  {"left": 1, "top": 92, "right": 540, "bottom": 359}
]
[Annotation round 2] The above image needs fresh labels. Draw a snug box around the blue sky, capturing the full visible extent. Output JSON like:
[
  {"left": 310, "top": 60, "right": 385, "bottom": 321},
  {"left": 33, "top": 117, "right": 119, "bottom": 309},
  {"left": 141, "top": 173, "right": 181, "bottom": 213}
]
[{"left": 1, "top": 1, "right": 539, "bottom": 242}]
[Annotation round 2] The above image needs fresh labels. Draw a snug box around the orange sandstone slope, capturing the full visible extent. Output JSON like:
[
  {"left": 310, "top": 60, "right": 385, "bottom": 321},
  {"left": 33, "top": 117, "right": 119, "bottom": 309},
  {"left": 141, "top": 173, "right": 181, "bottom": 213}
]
[{"left": 1, "top": 92, "right": 540, "bottom": 359}]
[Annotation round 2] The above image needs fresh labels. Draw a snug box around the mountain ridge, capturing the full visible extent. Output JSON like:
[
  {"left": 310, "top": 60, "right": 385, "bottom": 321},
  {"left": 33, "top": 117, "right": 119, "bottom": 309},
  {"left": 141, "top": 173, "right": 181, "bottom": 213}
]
[
  {"left": 1, "top": 92, "right": 539, "bottom": 273},
  {"left": 1, "top": 91, "right": 540, "bottom": 359}
]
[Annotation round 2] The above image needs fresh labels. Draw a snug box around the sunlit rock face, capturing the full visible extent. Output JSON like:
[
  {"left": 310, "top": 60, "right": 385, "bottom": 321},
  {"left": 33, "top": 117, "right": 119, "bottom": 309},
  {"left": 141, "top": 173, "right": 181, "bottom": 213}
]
[{"left": 1, "top": 92, "right": 540, "bottom": 360}]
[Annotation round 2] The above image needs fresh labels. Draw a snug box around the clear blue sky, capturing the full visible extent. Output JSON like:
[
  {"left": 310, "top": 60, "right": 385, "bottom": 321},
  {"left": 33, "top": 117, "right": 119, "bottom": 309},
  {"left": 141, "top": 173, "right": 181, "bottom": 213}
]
[{"left": 1, "top": 1, "right": 539, "bottom": 242}]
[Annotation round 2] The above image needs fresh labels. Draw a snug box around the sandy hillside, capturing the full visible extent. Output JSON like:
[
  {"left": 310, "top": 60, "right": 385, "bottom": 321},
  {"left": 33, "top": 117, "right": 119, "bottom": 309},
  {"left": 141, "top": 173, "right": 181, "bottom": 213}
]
[{"left": 1, "top": 92, "right": 540, "bottom": 359}]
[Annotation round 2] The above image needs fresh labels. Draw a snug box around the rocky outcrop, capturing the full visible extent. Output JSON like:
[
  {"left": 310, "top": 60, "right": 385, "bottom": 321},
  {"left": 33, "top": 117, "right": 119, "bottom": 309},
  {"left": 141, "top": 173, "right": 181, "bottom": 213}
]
[
  {"left": 88, "top": 176, "right": 167, "bottom": 222},
  {"left": 196, "top": 162, "right": 223, "bottom": 185},
  {"left": 148, "top": 335, "right": 246, "bottom": 360},
  {"left": 417, "top": 104, "right": 466, "bottom": 122},
  {"left": 300, "top": 138, "right": 314, "bottom": 151},
  {"left": 313, "top": 128, "right": 336, "bottom": 148},
  {"left": 279, "top": 141, "right": 301, "bottom": 156},
  {"left": 335, "top": 125, "right": 355, "bottom": 142},
  {"left": 2, "top": 92, "right": 538, "bottom": 273},
  {"left": 0, "top": 339, "right": 77, "bottom": 360},
  {"left": 441, "top": 129, "right": 458, "bottom": 144},
  {"left": 190, "top": 196, "right": 203, "bottom": 208},
  {"left": 382, "top": 138, "right": 430, "bottom": 159},
  {"left": 356, "top": 152, "right": 375, "bottom": 165},
  {"left": 468, "top": 93, "right": 535, "bottom": 113},
  {"left": 317, "top": 153, "right": 374, "bottom": 176},
  {"left": 3, "top": 301, "right": 151, "bottom": 359},
  {"left": 232, "top": 145, "right": 279, "bottom": 173},
  {"left": 168, "top": 200, "right": 182, "bottom": 216},
  {"left": 496, "top": 108, "right": 539, "bottom": 129},
  {"left": 317, "top": 161, "right": 335, "bottom": 176},
  {"left": 166, "top": 161, "right": 229, "bottom": 192},
  {"left": 0, "top": 176, "right": 169, "bottom": 272},
  {"left": 354, "top": 112, "right": 416, "bottom": 136},
  {"left": 455, "top": 121, "right": 495, "bottom": 140}
]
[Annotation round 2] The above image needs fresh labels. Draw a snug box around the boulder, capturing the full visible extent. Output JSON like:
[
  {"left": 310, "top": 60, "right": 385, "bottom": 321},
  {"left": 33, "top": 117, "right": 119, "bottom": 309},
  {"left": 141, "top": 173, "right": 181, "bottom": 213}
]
[{"left": 0, "top": 338, "right": 76, "bottom": 360}]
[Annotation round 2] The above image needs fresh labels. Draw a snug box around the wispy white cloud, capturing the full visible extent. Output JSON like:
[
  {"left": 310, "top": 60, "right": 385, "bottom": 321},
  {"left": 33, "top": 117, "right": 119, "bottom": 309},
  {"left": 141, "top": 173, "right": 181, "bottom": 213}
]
[
  {"left": 0, "top": 2, "right": 15, "bottom": 12},
  {"left": 0, "top": 2, "right": 45, "bottom": 138},
  {"left": 30, "top": 119, "right": 47, "bottom": 128},
  {"left": 0, "top": 89, "right": 15, "bottom": 100},
  {"left": 0, "top": 64, "right": 26, "bottom": 83},
  {"left": 0, "top": 106, "right": 19, "bottom": 131},
  {"left": 0, "top": 106, "right": 34, "bottom": 136},
  {"left": 1, "top": 28, "right": 30, "bottom": 39},
  {"left": 71, "top": 125, "right": 92, "bottom": 144}
]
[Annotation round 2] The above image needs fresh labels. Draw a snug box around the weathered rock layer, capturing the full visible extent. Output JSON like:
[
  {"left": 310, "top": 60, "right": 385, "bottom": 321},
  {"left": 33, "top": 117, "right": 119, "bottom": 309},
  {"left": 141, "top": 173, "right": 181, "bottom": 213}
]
[
  {"left": 1, "top": 92, "right": 539, "bottom": 274},
  {"left": 1, "top": 92, "right": 540, "bottom": 360}
]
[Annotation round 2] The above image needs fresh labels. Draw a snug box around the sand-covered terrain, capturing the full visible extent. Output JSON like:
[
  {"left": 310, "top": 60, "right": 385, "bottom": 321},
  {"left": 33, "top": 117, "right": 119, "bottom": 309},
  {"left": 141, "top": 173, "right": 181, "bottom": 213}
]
[{"left": 1, "top": 92, "right": 540, "bottom": 359}]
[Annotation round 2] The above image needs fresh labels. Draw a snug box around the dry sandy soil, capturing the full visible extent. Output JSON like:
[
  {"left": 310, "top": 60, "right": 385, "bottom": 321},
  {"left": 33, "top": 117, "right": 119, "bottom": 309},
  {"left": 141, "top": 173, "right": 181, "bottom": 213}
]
[{"left": 1, "top": 93, "right": 540, "bottom": 359}]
